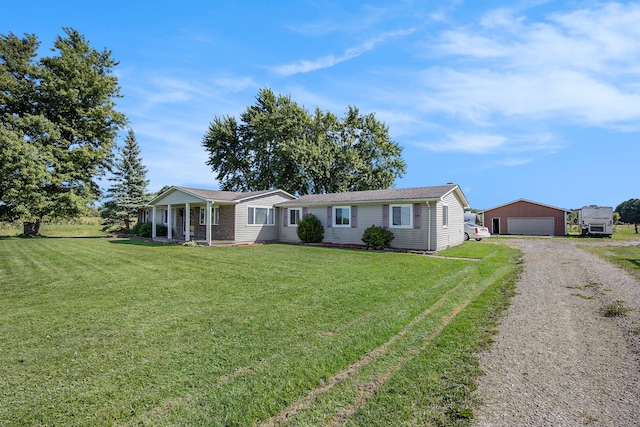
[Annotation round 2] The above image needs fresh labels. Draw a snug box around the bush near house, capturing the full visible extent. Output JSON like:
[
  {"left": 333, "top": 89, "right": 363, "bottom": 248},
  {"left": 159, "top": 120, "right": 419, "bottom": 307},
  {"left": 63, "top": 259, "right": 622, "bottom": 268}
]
[
  {"left": 362, "top": 225, "right": 395, "bottom": 250},
  {"left": 296, "top": 214, "right": 324, "bottom": 243}
]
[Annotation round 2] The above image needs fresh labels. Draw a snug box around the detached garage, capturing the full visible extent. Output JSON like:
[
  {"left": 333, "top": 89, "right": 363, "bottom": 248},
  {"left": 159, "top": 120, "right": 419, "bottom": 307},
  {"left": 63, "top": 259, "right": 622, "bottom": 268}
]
[{"left": 482, "top": 199, "right": 569, "bottom": 236}]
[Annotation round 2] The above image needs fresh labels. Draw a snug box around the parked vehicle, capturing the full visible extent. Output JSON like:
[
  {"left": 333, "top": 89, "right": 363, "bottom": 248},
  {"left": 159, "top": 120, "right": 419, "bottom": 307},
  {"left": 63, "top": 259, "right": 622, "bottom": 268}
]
[
  {"left": 577, "top": 205, "right": 613, "bottom": 237},
  {"left": 464, "top": 223, "right": 491, "bottom": 241}
]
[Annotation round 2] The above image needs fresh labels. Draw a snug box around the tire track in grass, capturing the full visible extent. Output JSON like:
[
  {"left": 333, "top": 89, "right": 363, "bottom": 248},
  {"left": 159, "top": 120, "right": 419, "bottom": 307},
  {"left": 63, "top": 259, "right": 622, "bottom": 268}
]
[
  {"left": 325, "top": 302, "right": 469, "bottom": 427},
  {"left": 259, "top": 269, "right": 474, "bottom": 427}
]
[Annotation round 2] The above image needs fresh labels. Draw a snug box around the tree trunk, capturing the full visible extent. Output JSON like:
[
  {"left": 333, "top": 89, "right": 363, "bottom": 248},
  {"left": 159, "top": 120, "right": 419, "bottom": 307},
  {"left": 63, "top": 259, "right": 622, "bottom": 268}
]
[{"left": 23, "top": 221, "right": 41, "bottom": 236}]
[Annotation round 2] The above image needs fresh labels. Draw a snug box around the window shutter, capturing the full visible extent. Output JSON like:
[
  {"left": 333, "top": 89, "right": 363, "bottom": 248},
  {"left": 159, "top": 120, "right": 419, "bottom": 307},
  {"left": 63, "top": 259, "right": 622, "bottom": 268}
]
[
  {"left": 382, "top": 204, "right": 389, "bottom": 228},
  {"left": 351, "top": 206, "right": 358, "bottom": 228},
  {"left": 413, "top": 203, "right": 422, "bottom": 229},
  {"left": 302, "top": 207, "right": 308, "bottom": 217},
  {"left": 283, "top": 208, "right": 288, "bottom": 227},
  {"left": 327, "top": 206, "right": 332, "bottom": 228}
]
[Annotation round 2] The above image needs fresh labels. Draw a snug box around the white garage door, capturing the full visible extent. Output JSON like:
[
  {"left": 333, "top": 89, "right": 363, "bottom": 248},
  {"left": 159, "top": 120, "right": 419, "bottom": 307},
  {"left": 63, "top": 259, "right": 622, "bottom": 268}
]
[{"left": 508, "top": 217, "right": 554, "bottom": 235}]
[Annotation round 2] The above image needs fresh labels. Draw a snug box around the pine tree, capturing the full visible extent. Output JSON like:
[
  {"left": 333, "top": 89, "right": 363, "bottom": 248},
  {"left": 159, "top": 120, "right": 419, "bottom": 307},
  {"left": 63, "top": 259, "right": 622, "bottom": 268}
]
[
  {"left": 104, "top": 129, "right": 149, "bottom": 233},
  {"left": 0, "top": 28, "right": 127, "bottom": 235}
]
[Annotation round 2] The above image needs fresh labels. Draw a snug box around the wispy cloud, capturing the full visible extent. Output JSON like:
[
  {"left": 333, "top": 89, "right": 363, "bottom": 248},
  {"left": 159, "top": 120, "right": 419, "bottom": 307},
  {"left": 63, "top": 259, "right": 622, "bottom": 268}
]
[
  {"left": 413, "top": 130, "right": 557, "bottom": 156},
  {"left": 422, "top": 2, "right": 640, "bottom": 130},
  {"left": 272, "top": 27, "right": 418, "bottom": 76}
]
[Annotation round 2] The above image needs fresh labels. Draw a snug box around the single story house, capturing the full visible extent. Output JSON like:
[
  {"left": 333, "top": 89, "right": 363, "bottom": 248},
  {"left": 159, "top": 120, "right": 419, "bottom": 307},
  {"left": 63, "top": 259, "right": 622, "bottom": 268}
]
[
  {"left": 481, "top": 198, "right": 569, "bottom": 236},
  {"left": 140, "top": 184, "right": 469, "bottom": 251},
  {"left": 277, "top": 184, "right": 469, "bottom": 251},
  {"left": 140, "top": 186, "right": 295, "bottom": 245}
]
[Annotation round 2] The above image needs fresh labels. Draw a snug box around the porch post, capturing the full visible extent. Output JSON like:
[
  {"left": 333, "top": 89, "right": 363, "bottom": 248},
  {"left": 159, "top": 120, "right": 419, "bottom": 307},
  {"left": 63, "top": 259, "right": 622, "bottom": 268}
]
[
  {"left": 152, "top": 205, "right": 157, "bottom": 239},
  {"left": 205, "top": 201, "right": 212, "bottom": 246},
  {"left": 185, "top": 202, "right": 190, "bottom": 242},
  {"left": 167, "top": 204, "right": 172, "bottom": 240}
]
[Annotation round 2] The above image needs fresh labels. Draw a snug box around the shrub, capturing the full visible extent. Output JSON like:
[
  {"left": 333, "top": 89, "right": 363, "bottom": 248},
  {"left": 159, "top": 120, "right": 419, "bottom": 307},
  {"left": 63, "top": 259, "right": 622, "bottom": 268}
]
[
  {"left": 361, "top": 225, "right": 394, "bottom": 250},
  {"left": 296, "top": 214, "right": 324, "bottom": 243},
  {"left": 131, "top": 222, "right": 152, "bottom": 237},
  {"left": 155, "top": 224, "right": 168, "bottom": 237}
]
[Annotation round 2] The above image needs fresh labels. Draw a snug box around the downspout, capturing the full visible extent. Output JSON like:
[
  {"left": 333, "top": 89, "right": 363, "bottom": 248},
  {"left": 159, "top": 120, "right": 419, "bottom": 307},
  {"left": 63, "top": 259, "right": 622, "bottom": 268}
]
[{"left": 427, "top": 201, "right": 431, "bottom": 251}]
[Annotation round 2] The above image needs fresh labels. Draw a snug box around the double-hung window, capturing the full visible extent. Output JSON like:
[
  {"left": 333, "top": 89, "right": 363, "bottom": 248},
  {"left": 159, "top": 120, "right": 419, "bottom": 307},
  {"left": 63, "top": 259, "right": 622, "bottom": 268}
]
[
  {"left": 288, "top": 208, "right": 302, "bottom": 226},
  {"left": 442, "top": 204, "right": 449, "bottom": 227},
  {"left": 199, "top": 206, "right": 220, "bottom": 225},
  {"left": 334, "top": 206, "right": 350, "bottom": 227},
  {"left": 248, "top": 206, "right": 274, "bottom": 226},
  {"left": 390, "top": 204, "right": 412, "bottom": 228}
]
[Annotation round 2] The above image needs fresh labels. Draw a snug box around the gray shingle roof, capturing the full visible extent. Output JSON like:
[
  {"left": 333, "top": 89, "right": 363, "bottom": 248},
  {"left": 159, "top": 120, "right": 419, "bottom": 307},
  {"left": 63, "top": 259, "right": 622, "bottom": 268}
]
[
  {"left": 175, "top": 186, "right": 282, "bottom": 202},
  {"left": 277, "top": 184, "right": 462, "bottom": 206}
]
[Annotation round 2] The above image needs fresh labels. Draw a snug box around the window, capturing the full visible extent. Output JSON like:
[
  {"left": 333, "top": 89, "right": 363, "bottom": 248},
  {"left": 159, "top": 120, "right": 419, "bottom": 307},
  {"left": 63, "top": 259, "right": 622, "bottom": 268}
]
[
  {"left": 390, "top": 204, "right": 412, "bottom": 228},
  {"left": 162, "top": 209, "right": 168, "bottom": 224},
  {"left": 248, "top": 206, "right": 274, "bottom": 226},
  {"left": 334, "top": 206, "right": 350, "bottom": 227},
  {"left": 198, "top": 207, "right": 219, "bottom": 225},
  {"left": 442, "top": 205, "right": 449, "bottom": 227},
  {"left": 142, "top": 210, "right": 149, "bottom": 223},
  {"left": 289, "top": 208, "right": 302, "bottom": 226},
  {"left": 213, "top": 207, "right": 219, "bottom": 225}
]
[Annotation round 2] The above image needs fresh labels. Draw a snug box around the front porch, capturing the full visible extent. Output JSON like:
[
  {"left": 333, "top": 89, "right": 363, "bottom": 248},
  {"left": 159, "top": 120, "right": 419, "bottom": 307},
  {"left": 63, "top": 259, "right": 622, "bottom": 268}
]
[
  {"left": 149, "top": 201, "right": 235, "bottom": 246},
  {"left": 150, "top": 237, "right": 236, "bottom": 246}
]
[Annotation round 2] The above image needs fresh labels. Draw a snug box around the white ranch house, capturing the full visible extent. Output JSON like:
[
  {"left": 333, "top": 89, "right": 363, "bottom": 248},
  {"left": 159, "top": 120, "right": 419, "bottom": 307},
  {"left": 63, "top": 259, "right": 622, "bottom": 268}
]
[{"left": 141, "top": 184, "right": 469, "bottom": 251}]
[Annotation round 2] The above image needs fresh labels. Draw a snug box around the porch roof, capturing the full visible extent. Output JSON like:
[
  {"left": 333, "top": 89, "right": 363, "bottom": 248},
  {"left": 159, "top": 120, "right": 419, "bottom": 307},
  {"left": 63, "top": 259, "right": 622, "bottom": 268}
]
[{"left": 147, "top": 186, "right": 295, "bottom": 206}]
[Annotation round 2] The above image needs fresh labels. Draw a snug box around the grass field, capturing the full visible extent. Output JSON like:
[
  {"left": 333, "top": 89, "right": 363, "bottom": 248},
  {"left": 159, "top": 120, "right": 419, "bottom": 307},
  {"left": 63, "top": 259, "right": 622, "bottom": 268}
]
[
  {"left": 0, "top": 235, "right": 520, "bottom": 426},
  {"left": 580, "top": 243, "right": 640, "bottom": 282},
  {"left": 0, "top": 217, "right": 105, "bottom": 238}
]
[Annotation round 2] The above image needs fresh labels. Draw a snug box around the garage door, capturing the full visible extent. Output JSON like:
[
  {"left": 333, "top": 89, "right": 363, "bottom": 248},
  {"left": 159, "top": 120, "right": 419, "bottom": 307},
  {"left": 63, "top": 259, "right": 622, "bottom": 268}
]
[{"left": 508, "top": 217, "right": 554, "bottom": 235}]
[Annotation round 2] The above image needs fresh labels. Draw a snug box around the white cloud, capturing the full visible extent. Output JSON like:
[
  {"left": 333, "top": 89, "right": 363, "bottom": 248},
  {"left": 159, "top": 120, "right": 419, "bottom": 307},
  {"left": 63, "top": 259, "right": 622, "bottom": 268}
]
[
  {"left": 272, "top": 27, "right": 418, "bottom": 76},
  {"left": 421, "top": 2, "right": 640, "bottom": 129},
  {"left": 412, "top": 130, "right": 557, "bottom": 155}
]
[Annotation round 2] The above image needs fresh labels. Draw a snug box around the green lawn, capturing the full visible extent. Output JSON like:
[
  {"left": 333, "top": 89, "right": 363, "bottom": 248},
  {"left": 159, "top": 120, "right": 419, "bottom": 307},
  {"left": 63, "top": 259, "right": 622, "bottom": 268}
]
[
  {"left": 580, "top": 243, "right": 640, "bottom": 282},
  {"left": 0, "top": 237, "right": 520, "bottom": 426}
]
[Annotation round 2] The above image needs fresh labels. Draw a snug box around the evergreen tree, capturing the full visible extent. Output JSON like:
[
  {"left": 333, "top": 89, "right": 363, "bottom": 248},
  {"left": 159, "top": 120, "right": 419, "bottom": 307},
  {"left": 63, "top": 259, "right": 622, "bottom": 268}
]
[
  {"left": 104, "top": 129, "right": 150, "bottom": 233},
  {"left": 0, "top": 28, "right": 127, "bottom": 235}
]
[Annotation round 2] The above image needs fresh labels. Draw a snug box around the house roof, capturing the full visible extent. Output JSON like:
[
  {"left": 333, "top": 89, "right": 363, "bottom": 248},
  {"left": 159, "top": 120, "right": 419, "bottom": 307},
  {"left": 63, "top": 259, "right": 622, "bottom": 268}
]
[
  {"left": 148, "top": 186, "right": 295, "bottom": 205},
  {"left": 277, "top": 184, "right": 469, "bottom": 207},
  {"left": 482, "top": 198, "right": 570, "bottom": 213}
]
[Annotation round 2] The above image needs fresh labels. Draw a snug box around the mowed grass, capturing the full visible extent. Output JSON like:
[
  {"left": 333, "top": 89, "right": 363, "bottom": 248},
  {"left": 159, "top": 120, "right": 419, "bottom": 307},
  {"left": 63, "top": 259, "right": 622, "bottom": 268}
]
[
  {"left": 0, "top": 237, "right": 520, "bottom": 426},
  {"left": 581, "top": 244, "right": 640, "bottom": 282}
]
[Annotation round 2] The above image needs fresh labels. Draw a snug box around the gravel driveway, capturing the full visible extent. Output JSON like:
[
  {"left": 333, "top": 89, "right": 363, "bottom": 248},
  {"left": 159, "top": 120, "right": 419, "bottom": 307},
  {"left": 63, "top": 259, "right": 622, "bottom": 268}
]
[{"left": 473, "top": 238, "right": 640, "bottom": 426}]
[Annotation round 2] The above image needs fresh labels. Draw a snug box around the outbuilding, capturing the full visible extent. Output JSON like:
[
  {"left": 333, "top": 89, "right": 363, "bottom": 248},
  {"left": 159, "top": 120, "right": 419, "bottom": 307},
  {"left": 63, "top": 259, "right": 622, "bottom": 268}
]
[{"left": 482, "top": 199, "right": 569, "bottom": 236}]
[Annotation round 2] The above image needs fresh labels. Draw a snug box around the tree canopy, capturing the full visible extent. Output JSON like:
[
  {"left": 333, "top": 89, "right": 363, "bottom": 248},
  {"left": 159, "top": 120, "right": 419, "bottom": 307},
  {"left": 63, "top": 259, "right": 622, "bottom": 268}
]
[
  {"left": 615, "top": 198, "right": 640, "bottom": 224},
  {"left": 202, "top": 88, "right": 406, "bottom": 195},
  {"left": 0, "top": 28, "right": 127, "bottom": 234},
  {"left": 103, "top": 129, "right": 150, "bottom": 233}
]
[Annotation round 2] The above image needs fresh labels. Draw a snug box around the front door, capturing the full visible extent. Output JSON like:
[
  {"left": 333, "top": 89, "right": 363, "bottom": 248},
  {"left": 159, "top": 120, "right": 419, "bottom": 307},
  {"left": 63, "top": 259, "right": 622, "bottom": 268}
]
[{"left": 492, "top": 217, "right": 500, "bottom": 235}]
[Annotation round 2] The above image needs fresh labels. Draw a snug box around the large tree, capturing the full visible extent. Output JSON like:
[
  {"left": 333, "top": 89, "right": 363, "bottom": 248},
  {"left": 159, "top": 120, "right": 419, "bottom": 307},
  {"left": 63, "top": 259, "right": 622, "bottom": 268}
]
[
  {"left": 0, "top": 28, "right": 127, "bottom": 235},
  {"left": 103, "top": 129, "right": 150, "bottom": 233},
  {"left": 202, "top": 88, "right": 406, "bottom": 195},
  {"left": 615, "top": 198, "right": 640, "bottom": 227}
]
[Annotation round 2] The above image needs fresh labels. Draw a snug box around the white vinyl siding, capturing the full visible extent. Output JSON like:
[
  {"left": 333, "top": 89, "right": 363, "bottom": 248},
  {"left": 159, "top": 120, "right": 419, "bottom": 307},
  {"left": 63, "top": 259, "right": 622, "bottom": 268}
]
[
  {"left": 390, "top": 204, "right": 412, "bottom": 228},
  {"left": 235, "top": 193, "right": 293, "bottom": 243}
]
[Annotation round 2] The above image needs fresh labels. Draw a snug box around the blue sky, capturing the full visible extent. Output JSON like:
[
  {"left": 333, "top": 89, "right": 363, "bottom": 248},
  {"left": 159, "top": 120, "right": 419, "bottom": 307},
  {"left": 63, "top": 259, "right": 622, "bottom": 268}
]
[{"left": 4, "top": 1, "right": 639, "bottom": 210}]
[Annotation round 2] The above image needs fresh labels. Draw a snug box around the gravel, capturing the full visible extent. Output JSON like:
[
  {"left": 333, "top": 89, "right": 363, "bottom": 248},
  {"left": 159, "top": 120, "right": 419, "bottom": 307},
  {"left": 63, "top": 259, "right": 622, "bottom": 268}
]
[{"left": 473, "top": 238, "right": 640, "bottom": 427}]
